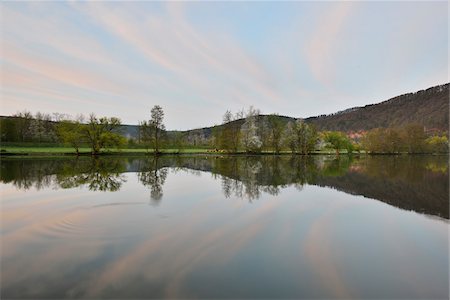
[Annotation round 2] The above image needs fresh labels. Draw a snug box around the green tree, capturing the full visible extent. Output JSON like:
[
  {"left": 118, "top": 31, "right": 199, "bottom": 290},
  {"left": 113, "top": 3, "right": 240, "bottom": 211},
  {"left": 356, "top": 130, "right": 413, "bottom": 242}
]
[
  {"left": 362, "top": 128, "right": 384, "bottom": 153},
  {"left": 13, "top": 111, "right": 33, "bottom": 142},
  {"left": 402, "top": 124, "right": 426, "bottom": 153},
  {"left": 84, "top": 114, "right": 125, "bottom": 155},
  {"left": 57, "top": 118, "right": 85, "bottom": 155},
  {"left": 323, "top": 131, "right": 351, "bottom": 155},
  {"left": 294, "top": 120, "right": 318, "bottom": 155},
  {"left": 0, "top": 118, "right": 18, "bottom": 142},
  {"left": 282, "top": 121, "right": 297, "bottom": 153},
  {"left": 220, "top": 109, "right": 243, "bottom": 153},
  {"left": 426, "top": 135, "right": 449, "bottom": 153},
  {"left": 258, "top": 116, "right": 270, "bottom": 152},
  {"left": 139, "top": 120, "right": 151, "bottom": 152},
  {"left": 173, "top": 132, "right": 185, "bottom": 153},
  {"left": 150, "top": 105, "right": 165, "bottom": 154},
  {"left": 139, "top": 105, "right": 165, "bottom": 154},
  {"left": 267, "top": 114, "right": 284, "bottom": 154},
  {"left": 210, "top": 126, "right": 221, "bottom": 150},
  {"left": 385, "top": 127, "right": 402, "bottom": 153}
]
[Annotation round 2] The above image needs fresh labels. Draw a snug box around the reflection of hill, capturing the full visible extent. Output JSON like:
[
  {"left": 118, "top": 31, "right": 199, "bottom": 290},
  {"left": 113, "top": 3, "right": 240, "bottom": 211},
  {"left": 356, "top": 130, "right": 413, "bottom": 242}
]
[
  {"left": 1, "top": 155, "right": 448, "bottom": 218},
  {"left": 160, "top": 156, "right": 449, "bottom": 218},
  {"left": 315, "top": 169, "right": 448, "bottom": 219}
]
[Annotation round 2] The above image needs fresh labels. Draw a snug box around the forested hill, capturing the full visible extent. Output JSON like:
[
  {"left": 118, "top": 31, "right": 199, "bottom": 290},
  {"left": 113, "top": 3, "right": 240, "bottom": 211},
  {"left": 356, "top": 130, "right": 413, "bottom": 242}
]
[
  {"left": 305, "top": 83, "right": 449, "bottom": 132},
  {"left": 166, "top": 83, "right": 449, "bottom": 142}
]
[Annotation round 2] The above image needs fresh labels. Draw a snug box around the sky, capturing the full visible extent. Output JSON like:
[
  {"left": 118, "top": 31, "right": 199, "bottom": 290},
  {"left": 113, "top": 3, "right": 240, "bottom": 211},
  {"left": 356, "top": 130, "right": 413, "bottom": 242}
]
[{"left": 0, "top": 1, "right": 448, "bottom": 130}]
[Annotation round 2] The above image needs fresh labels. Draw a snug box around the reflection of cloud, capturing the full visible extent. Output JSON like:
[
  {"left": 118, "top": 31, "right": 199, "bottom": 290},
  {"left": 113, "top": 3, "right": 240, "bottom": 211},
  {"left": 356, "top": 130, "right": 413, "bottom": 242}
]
[
  {"left": 304, "top": 202, "right": 352, "bottom": 298},
  {"left": 84, "top": 197, "right": 281, "bottom": 298}
]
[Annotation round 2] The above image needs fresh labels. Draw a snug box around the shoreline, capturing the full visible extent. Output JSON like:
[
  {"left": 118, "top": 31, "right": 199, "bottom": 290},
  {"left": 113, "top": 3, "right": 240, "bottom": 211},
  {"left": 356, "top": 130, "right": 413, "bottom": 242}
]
[{"left": 1, "top": 150, "right": 448, "bottom": 158}]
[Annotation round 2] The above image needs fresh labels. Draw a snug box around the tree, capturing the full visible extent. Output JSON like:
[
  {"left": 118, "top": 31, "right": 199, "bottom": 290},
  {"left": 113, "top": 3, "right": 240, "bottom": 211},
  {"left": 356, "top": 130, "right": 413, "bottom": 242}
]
[
  {"left": 0, "top": 118, "right": 18, "bottom": 142},
  {"left": 323, "top": 131, "right": 351, "bottom": 155},
  {"left": 139, "top": 120, "right": 152, "bottom": 152},
  {"left": 173, "top": 132, "right": 185, "bottom": 153},
  {"left": 30, "top": 112, "right": 46, "bottom": 143},
  {"left": 426, "top": 135, "right": 449, "bottom": 153},
  {"left": 210, "top": 126, "right": 221, "bottom": 150},
  {"left": 83, "top": 114, "right": 125, "bottom": 155},
  {"left": 402, "top": 123, "right": 426, "bottom": 153},
  {"left": 220, "top": 109, "right": 243, "bottom": 152},
  {"left": 362, "top": 128, "right": 384, "bottom": 153},
  {"left": 294, "top": 120, "right": 318, "bottom": 155},
  {"left": 240, "top": 106, "right": 262, "bottom": 153},
  {"left": 29, "top": 112, "right": 55, "bottom": 143},
  {"left": 267, "top": 114, "right": 284, "bottom": 154},
  {"left": 140, "top": 106, "right": 166, "bottom": 154},
  {"left": 385, "top": 128, "right": 402, "bottom": 153},
  {"left": 258, "top": 116, "right": 270, "bottom": 152},
  {"left": 282, "top": 121, "right": 297, "bottom": 153},
  {"left": 282, "top": 120, "right": 317, "bottom": 154},
  {"left": 150, "top": 105, "right": 165, "bottom": 153},
  {"left": 57, "top": 116, "right": 85, "bottom": 155},
  {"left": 13, "top": 111, "right": 32, "bottom": 142}
]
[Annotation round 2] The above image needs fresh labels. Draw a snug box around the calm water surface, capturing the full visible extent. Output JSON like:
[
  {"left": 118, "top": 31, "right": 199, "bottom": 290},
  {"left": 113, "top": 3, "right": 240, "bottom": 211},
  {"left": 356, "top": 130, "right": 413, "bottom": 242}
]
[{"left": 1, "top": 155, "right": 448, "bottom": 299}]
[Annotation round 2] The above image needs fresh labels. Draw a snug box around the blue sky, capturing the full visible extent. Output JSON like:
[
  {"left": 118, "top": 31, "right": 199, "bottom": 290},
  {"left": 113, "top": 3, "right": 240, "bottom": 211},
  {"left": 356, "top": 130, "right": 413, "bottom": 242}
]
[{"left": 0, "top": 1, "right": 447, "bottom": 130}]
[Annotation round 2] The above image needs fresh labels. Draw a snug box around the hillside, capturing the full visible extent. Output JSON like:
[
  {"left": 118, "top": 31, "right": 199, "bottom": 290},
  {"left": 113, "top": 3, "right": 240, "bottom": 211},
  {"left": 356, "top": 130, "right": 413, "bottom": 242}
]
[
  {"left": 305, "top": 83, "right": 449, "bottom": 132},
  {"left": 171, "top": 83, "right": 449, "bottom": 141}
]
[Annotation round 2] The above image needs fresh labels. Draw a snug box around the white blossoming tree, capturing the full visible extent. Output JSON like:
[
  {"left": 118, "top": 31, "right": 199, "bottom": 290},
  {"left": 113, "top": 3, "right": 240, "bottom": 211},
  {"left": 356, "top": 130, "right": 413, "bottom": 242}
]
[{"left": 241, "top": 106, "right": 262, "bottom": 153}]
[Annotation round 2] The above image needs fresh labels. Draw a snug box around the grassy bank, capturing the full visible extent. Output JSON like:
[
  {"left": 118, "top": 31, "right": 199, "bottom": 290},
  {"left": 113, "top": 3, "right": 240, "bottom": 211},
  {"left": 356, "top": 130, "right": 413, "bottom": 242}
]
[
  {"left": 0, "top": 147, "right": 210, "bottom": 156},
  {"left": 0, "top": 146, "right": 352, "bottom": 156}
]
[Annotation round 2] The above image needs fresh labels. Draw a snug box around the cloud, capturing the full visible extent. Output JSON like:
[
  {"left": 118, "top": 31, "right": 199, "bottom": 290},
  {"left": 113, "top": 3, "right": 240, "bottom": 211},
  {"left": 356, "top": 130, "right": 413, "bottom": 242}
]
[
  {"left": 0, "top": 1, "right": 446, "bottom": 128},
  {"left": 74, "top": 2, "right": 280, "bottom": 107},
  {"left": 304, "top": 2, "right": 356, "bottom": 88}
]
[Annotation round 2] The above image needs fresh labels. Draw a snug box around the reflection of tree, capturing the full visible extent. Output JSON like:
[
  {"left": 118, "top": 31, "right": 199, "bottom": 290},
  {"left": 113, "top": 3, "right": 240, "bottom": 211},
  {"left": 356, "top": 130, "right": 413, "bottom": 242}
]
[
  {"left": 320, "top": 156, "right": 353, "bottom": 177},
  {"left": 0, "top": 157, "right": 127, "bottom": 192},
  {"left": 56, "top": 158, "right": 126, "bottom": 191},
  {"left": 137, "top": 157, "right": 168, "bottom": 205},
  {"left": 1, "top": 155, "right": 448, "bottom": 218},
  {"left": 0, "top": 159, "right": 62, "bottom": 190},
  {"left": 163, "top": 155, "right": 449, "bottom": 218}
]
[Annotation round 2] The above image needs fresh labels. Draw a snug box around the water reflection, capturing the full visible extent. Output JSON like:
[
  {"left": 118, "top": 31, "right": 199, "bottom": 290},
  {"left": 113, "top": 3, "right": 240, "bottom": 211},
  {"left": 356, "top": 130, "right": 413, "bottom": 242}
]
[
  {"left": 57, "top": 158, "right": 126, "bottom": 191},
  {"left": 1, "top": 155, "right": 448, "bottom": 299},
  {"left": 1, "top": 155, "right": 448, "bottom": 218},
  {"left": 137, "top": 157, "right": 168, "bottom": 205}
]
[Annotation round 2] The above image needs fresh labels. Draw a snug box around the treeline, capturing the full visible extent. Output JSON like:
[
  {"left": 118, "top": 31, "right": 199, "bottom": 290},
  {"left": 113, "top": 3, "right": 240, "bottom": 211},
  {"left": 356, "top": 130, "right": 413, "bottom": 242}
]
[
  {"left": 0, "top": 111, "right": 125, "bottom": 155},
  {"left": 210, "top": 106, "right": 356, "bottom": 155},
  {"left": 362, "top": 124, "right": 449, "bottom": 154},
  {"left": 0, "top": 111, "right": 59, "bottom": 143},
  {"left": 1, "top": 106, "right": 449, "bottom": 155}
]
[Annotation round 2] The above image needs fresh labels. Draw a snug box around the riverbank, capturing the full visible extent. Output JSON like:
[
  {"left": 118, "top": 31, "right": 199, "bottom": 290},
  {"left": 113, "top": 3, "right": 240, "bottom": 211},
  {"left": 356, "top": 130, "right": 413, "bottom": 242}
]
[
  {"left": 0, "top": 146, "right": 358, "bottom": 156},
  {"left": 1, "top": 147, "right": 447, "bottom": 157}
]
